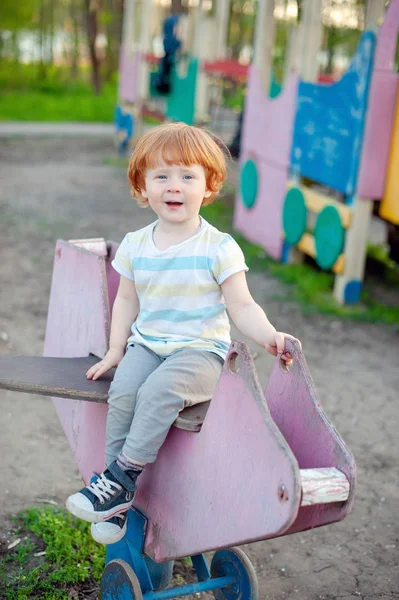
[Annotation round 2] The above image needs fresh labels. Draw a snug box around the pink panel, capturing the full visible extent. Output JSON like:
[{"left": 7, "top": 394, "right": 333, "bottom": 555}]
[
  {"left": 119, "top": 48, "right": 141, "bottom": 103},
  {"left": 105, "top": 242, "right": 120, "bottom": 311},
  {"left": 135, "top": 341, "right": 301, "bottom": 562},
  {"left": 374, "top": 0, "right": 399, "bottom": 71},
  {"left": 358, "top": 0, "right": 399, "bottom": 199},
  {"left": 265, "top": 338, "right": 356, "bottom": 534},
  {"left": 234, "top": 156, "right": 287, "bottom": 260},
  {"left": 242, "top": 67, "right": 299, "bottom": 169},
  {"left": 43, "top": 241, "right": 110, "bottom": 484},
  {"left": 357, "top": 73, "right": 398, "bottom": 199}
]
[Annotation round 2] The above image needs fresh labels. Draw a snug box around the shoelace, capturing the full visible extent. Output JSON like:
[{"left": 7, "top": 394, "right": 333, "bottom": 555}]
[{"left": 88, "top": 473, "right": 122, "bottom": 504}]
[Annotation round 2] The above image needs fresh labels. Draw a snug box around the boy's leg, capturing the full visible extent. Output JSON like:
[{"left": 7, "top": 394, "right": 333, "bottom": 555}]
[
  {"left": 105, "top": 343, "right": 162, "bottom": 467},
  {"left": 66, "top": 343, "right": 161, "bottom": 525},
  {"left": 122, "top": 349, "right": 224, "bottom": 464}
]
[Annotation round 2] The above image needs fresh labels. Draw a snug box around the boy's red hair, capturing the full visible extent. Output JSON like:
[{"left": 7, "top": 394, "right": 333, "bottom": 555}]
[{"left": 127, "top": 122, "right": 228, "bottom": 207}]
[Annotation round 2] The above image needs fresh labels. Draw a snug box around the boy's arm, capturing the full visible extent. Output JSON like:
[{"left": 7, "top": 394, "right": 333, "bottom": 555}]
[
  {"left": 221, "top": 271, "right": 297, "bottom": 363},
  {"left": 87, "top": 275, "right": 139, "bottom": 380}
]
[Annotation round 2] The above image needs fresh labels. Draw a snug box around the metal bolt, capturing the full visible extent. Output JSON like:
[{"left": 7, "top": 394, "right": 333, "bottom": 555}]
[{"left": 278, "top": 484, "right": 289, "bottom": 501}]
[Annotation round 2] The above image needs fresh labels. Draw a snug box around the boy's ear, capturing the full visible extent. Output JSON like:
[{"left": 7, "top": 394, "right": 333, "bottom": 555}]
[
  {"left": 140, "top": 187, "right": 148, "bottom": 199},
  {"left": 204, "top": 189, "right": 212, "bottom": 198}
]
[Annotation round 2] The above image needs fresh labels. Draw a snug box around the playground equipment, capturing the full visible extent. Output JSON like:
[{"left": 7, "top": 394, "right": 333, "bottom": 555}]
[
  {"left": 235, "top": 0, "right": 399, "bottom": 304},
  {"left": 0, "top": 237, "right": 356, "bottom": 599}
]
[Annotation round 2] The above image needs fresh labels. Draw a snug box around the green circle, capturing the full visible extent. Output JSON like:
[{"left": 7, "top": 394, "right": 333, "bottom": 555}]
[
  {"left": 282, "top": 187, "right": 307, "bottom": 245},
  {"left": 314, "top": 205, "right": 345, "bottom": 270},
  {"left": 240, "top": 159, "right": 258, "bottom": 209}
]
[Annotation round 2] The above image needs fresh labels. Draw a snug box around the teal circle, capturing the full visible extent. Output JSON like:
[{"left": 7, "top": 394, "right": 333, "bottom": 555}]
[
  {"left": 240, "top": 159, "right": 258, "bottom": 209},
  {"left": 282, "top": 187, "right": 307, "bottom": 245},
  {"left": 314, "top": 205, "right": 345, "bottom": 270}
]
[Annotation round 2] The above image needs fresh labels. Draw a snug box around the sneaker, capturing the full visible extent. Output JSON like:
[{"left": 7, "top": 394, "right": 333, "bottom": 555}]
[
  {"left": 66, "top": 461, "right": 137, "bottom": 523},
  {"left": 91, "top": 511, "right": 128, "bottom": 545}
]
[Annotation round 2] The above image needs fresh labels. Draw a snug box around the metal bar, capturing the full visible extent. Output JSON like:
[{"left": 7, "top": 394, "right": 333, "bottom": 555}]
[
  {"left": 143, "top": 574, "right": 235, "bottom": 600},
  {"left": 191, "top": 553, "right": 211, "bottom": 581}
]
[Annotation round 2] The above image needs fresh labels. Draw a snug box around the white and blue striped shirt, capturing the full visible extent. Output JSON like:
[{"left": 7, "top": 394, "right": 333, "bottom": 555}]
[{"left": 112, "top": 217, "right": 248, "bottom": 359}]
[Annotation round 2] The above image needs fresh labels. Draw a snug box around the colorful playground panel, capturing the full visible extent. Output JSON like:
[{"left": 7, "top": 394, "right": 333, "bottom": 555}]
[
  {"left": 119, "top": 48, "right": 141, "bottom": 104},
  {"left": 165, "top": 57, "right": 198, "bottom": 125},
  {"left": 290, "top": 32, "right": 375, "bottom": 197},
  {"left": 234, "top": 69, "right": 299, "bottom": 260},
  {"left": 381, "top": 94, "right": 399, "bottom": 224},
  {"left": 236, "top": 0, "right": 399, "bottom": 304}
]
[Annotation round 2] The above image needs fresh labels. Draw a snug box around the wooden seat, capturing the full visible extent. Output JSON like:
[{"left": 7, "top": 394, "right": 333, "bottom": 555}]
[{"left": 0, "top": 355, "right": 208, "bottom": 432}]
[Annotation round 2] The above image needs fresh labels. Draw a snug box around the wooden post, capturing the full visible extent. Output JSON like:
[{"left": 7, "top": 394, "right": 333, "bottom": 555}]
[
  {"left": 299, "top": 0, "right": 323, "bottom": 82},
  {"left": 138, "top": 0, "right": 153, "bottom": 102},
  {"left": 333, "top": 198, "right": 373, "bottom": 304},
  {"left": 253, "top": 0, "right": 276, "bottom": 93},
  {"left": 364, "top": 0, "right": 387, "bottom": 31},
  {"left": 121, "top": 0, "right": 136, "bottom": 53},
  {"left": 283, "top": 23, "right": 301, "bottom": 82},
  {"left": 215, "top": 0, "right": 231, "bottom": 59},
  {"left": 193, "top": 0, "right": 210, "bottom": 123},
  {"left": 333, "top": 1, "right": 388, "bottom": 304}
]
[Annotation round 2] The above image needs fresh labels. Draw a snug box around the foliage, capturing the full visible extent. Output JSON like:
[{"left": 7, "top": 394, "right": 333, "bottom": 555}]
[
  {"left": 0, "top": 62, "right": 116, "bottom": 121},
  {"left": 0, "top": 0, "right": 38, "bottom": 32},
  {"left": 0, "top": 506, "right": 105, "bottom": 599}
]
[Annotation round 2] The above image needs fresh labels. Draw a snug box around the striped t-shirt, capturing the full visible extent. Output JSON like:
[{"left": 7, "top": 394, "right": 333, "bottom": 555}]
[{"left": 112, "top": 217, "right": 248, "bottom": 359}]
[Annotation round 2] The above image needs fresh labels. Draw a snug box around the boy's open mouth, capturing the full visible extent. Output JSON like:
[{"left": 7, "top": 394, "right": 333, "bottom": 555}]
[{"left": 165, "top": 201, "right": 183, "bottom": 208}]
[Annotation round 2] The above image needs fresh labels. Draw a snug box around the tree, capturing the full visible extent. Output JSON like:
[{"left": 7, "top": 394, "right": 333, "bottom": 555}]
[{"left": 84, "top": 0, "right": 102, "bottom": 94}]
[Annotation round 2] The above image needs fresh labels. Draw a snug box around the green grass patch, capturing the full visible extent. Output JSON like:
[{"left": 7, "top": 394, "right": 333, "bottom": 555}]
[
  {"left": 0, "top": 62, "right": 116, "bottom": 122},
  {"left": 1, "top": 506, "right": 201, "bottom": 598},
  {"left": 0, "top": 506, "right": 105, "bottom": 599}
]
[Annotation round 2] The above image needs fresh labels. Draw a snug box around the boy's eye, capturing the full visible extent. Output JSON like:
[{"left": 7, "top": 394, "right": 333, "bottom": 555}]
[
  {"left": 157, "top": 175, "right": 167, "bottom": 179},
  {"left": 183, "top": 175, "right": 193, "bottom": 180}
]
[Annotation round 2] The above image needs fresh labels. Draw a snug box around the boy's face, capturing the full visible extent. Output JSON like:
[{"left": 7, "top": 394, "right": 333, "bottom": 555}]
[{"left": 141, "top": 161, "right": 212, "bottom": 226}]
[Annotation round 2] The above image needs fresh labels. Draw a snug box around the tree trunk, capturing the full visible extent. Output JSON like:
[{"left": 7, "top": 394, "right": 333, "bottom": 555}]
[
  {"left": 38, "top": 0, "right": 47, "bottom": 80},
  {"left": 70, "top": 0, "right": 81, "bottom": 80},
  {"left": 104, "top": 0, "right": 123, "bottom": 81},
  {"left": 84, "top": 0, "right": 102, "bottom": 94}
]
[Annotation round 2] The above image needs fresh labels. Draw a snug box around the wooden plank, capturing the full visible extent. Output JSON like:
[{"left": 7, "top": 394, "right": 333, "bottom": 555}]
[
  {"left": 265, "top": 337, "right": 356, "bottom": 535},
  {"left": 0, "top": 355, "right": 208, "bottom": 433},
  {"left": 0, "top": 356, "right": 111, "bottom": 402},
  {"left": 287, "top": 181, "right": 352, "bottom": 228},
  {"left": 300, "top": 468, "right": 350, "bottom": 506},
  {"left": 297, "top": 232, "right": 345, "bottom": 274}
]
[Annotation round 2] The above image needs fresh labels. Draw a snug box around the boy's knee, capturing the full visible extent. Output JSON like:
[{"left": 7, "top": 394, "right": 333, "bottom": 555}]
[
  {"left": 136, "top": 381, "right": 184, "bottom": 413},
  {"left": 107, "top": 386, "right": 136, "bottom": 410}
]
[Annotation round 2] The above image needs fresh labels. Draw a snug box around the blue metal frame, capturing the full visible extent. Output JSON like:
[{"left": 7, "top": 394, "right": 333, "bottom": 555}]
[{"left": 103, "top": 507, "right": 240, "bottom": 599}]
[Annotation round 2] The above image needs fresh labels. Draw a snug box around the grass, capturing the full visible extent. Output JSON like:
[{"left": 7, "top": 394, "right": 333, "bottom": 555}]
[
  {"left": 0, "top": 62, "right": 116, "bottom": 122},
  {"left": 0, "top": 506, "right": 199, "bottom": 599},
  {"left": 0, "top": 506, "right": 105, "bottom": 599}
]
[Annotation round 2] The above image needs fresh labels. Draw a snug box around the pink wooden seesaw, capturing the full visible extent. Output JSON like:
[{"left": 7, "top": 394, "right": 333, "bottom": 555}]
[{"left": 0, "top": 238, "right": 356, "bottom": 600}]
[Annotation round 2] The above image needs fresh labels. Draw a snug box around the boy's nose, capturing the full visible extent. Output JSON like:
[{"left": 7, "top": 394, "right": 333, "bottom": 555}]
[{"left": 167, "top": 181, "right": 181, "bottom": 193}]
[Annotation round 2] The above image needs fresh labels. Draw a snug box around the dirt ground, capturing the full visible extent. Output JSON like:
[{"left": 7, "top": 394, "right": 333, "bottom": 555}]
[{"left": 0, "top": 137, "right": 398, "bottom": 599}]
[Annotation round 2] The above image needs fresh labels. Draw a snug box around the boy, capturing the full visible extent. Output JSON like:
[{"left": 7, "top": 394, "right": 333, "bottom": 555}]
[{"left": 66, "top": 122, "right": 297, "bottom": 544}]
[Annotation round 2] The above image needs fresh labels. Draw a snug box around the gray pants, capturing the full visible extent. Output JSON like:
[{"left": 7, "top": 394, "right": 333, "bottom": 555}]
[{"left": 105, "top": 343, "right": 224, "bottom": 466}]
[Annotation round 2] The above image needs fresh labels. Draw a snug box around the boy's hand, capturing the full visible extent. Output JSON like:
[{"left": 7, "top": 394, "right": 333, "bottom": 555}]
[
  {"left": 264, "top": 332, "right": 301, "bottom": 367},
  {"left": 86, "top": 348, "right": 125, "bottom": 381}
]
